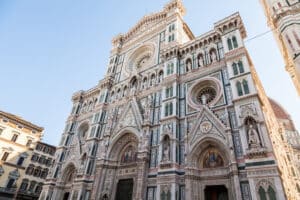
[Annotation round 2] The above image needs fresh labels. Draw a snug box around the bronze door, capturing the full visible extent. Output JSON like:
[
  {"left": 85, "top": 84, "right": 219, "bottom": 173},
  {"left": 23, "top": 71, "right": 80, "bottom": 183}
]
[
  {"left": 205, "top": 185, "right": 228, "bottom": 200},
  {"left": 115, "top": 179, "right": 133, "bottom": 200}
]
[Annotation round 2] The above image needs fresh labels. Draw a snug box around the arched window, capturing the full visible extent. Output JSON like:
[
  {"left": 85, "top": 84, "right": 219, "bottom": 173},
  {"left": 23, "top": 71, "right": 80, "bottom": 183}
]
[
  {"left": 110, "top": 91, "right": 115, "bottom": 101},
  {"left": 259, "top": 186, "right": 267, "bottom": 200},
  {"left": 227, "top": 38, "right": 233, "bottom": 50},
  {"left": 167, "top": 63, "right": 174, "bottom": 75},
  {"left": 123, "top": 86, "right": 128, "bottom": 97},
  {"left": 20, "top": 179, "right": 29, "bottom": 191},
  {"left": 143, "top": 77, "right": 147, "bottom": 89},
  {"left": 238, "top": 61, "right": 244, "bottom": 73},
  {"left": 232, "top": 36, "right": 238, "bottom": 48},
  {"left": 268, "top": 186, "right": 276, "bottom": 200},
  {"left": 117, "top": 89, "right": 121, "bottom": 99},
  {"left": 150, "top": 74, "right": 156, "bottom": 86},
  {"left": 232, "top": 63, "right": 238, "bottom": 75},
  {"left": 242, "top": 80, "right": 250, "bottom": 94},
  {"left": 236, "top": 81, "right": 243, "bottom": 96},
  {"left": 158, "top": 71, "right": 164, "bottom": 83}
]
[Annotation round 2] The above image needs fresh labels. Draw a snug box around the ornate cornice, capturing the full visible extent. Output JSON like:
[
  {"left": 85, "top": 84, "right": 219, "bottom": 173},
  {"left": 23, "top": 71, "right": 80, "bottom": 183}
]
[{"left": 0, "top": 110, "right": 43, "bottom": 132}]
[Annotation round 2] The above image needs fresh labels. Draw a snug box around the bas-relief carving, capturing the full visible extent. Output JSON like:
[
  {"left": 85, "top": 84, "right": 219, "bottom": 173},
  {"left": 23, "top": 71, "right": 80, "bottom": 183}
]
[{"left": 239, "top": 103, "right": 258, "bottom": 120}]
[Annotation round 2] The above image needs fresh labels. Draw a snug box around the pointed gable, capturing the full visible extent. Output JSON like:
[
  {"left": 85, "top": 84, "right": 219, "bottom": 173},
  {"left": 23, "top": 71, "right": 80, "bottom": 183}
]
[
  {"left": 112, "top": 98, "right": 143, "bottom": 138},
  {"left": 189, "top": 106, "right": 229, "bottom": 147}
]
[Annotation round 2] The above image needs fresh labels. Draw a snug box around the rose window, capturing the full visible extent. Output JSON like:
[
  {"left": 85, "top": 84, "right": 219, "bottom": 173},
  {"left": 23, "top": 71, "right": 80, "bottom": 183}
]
[{"left": 196, "top": 87, "right": 217, "bottom": 105}]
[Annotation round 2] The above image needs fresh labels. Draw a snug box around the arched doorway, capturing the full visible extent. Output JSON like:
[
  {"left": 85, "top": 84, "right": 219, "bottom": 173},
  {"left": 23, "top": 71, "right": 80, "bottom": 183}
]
[
  {"left": 103, "top": 132, "right": 140, "bottom": 200},
  {"left": 60, "top": 163, "right": 77, "bottom": 199},
  {"left": 186, "top": 137, "right": 235, "bottom": 199}
]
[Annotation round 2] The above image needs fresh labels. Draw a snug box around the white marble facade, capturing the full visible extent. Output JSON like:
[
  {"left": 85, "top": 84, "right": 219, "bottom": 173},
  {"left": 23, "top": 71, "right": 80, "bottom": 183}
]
[{"left": 40, "top": 1, "right": 287, "bottom": 200}]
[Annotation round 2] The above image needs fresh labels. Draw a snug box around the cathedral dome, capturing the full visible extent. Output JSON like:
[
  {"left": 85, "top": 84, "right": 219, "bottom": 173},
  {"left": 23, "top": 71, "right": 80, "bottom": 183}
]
[{"left": 268, "top": 98, "right": 291, "bottom": 120}]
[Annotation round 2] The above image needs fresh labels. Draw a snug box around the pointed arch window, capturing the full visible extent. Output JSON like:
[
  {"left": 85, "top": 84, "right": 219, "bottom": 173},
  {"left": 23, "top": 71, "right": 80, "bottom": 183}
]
[
  {"left": 232, "top": 63, "right": 238, "bottom": 75},
  {"left": 238, "top": 61, "right": 244, "bottom": 73},
  {"left": 259, "top": 186, "right": 267, "bottom": 200},
  {"left": 232, "top": 36, "right": 238, "bottom": 48},
  {"left": 236, "top": 81, "right": 243, "bottom": 96},
  {"left": 227, "top": 38, "right": 233, "bottom": 50},
  {"left": 242, "top": 80, "right": 250, "bottom": 94},
  {"left": 268, "top": 186, "right": 276, "bottom": 200}
]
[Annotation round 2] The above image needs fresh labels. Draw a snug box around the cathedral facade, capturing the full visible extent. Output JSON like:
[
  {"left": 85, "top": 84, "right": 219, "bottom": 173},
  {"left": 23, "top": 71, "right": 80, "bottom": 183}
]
[
  {"left": 40, "top": 1, "right": 291, "bottom": 199},
  {"left": 260, "top": 0, "right": 300, "bottom": 95}
]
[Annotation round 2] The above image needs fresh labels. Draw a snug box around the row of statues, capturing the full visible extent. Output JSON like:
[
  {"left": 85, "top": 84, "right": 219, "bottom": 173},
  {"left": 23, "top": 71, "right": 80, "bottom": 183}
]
[{"left": 185, "top": 51, "right": 218, "bottom": 72}]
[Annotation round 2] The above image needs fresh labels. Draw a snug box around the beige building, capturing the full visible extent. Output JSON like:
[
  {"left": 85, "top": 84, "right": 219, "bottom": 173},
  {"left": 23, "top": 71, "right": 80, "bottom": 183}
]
[
  {"left": 0, "top": 111, "right": 43, "bottom": 199},
  {"left": 40, "top": 1, "right": 299, "bottom": 200},
  {"left": 17, "top": 141, "right": 56, "bottom": 200},
  {"left": 260, "top": 0, "right": 300, "bottom": 95},
  {"left": 0, "top": 111, "right": 56, "bottom": 200}
]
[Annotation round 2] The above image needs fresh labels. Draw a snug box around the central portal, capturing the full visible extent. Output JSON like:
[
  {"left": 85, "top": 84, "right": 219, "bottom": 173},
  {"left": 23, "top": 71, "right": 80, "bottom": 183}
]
[
  {"left": 205, "top": 185, "right": 228, "bottom": 200},
  {"left": 115, "top": 179, "right": 134, "bottom": 200}
]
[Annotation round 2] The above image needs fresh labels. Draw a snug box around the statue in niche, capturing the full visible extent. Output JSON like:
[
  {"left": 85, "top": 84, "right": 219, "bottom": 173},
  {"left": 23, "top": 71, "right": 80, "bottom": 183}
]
[
  {"left": 248, "top": 124, "right": 261, "bottom": 148},
  {"left": 186, "top": 60, "right": 192, "bottom": 72},
  {"left": 245, "top": 117, "right": 261, "bottom": 149},
  {"left": 162, "top": 136, "right": 170, "bottom": 162},
  {"left": 198, "top": 55, "right": 204, "bottom": 67},
  {"left": 210, "top": 50, "right": 217, "bottom": 62},
  {"left": 203, "top": 149, "right": 224, "bottom": 168}
]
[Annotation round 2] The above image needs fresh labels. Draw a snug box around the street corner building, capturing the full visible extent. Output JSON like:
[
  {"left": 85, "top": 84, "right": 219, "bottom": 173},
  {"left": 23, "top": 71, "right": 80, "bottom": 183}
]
[
  {"left": 0, "top": 111, "right": 56, "bottom": 200},
  {"left": 40, "top": 1, "right": 300, "bottom": 200}
]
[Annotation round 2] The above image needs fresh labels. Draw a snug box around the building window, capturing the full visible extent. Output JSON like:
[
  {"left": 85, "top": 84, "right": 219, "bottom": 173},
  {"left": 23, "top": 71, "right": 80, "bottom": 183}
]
[
  {"left": 236, "top": 80, "right": 250, "bottom": 96},
  {"left": 26, "top": 164, "right": 34, "bottom": 175},
  {"left": 228, "top": 36, "right": 238, "bottom": 51},
  {"left": 17, "top": 157, "right": 25, "bottom": 166},
  {"left": 232, "top": 36, "right": 238, "bottom": 48},
  {"left": 169, "top": 24, "right": 175, "bottom": 32},
  {"left": 26, "top": 139, "right": 32, "bottom": 147},
  {"left": 1, "top": 152, "right": 9, "bottom": 161},
  {"left": 167, "top": 63, "right": 174, "bottom": 75},
  {"left": 147, "top": 187, "right": 157, "bottom": 200},
  {"left": 232, "top": 63, "right": 238, "bottom": 75},
  {"left": 28, "top": 181, "right": 37, "bottom": 192},
  {"left": 11, "top": 134, "right": 18, "bottom": 142},
  {"left": 227, "top": 38, "right": 233, "bottom": 50},
  {"left": 20, "top": 179, "right": 29, "bottom": 191},
  {"left": 6, "top": 178, "right": 15, "bottom": 188},
  {"left": 242, "top": 80, "right": 250, "bottom": 94},
  {"left": 236, "top": 81, "right": 243, "bottom": 96},
  {"left": 168, "top": 33, "right": 175, "bottom": 42},
  {"left": 238, "top": 61, "right": 244, "bottom": 73},
  {"left": 35, "top": 183, "right": 43, "bottom": 194},
  {"left": 164, "top": 102, "right": 173, "bottom": 117},
  {"left": 165, "top": 86, "right": 173, "bottom": 98}
]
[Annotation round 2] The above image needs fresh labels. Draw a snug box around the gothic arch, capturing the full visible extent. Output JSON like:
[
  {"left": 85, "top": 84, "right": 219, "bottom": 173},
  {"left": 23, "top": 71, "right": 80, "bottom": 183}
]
[
  {"left": 77, "top": 121, "right": 89, "bottom": 139},
  {"left": 107, "top": 128, "right": 140, "bottom": 161},
  {"left": 61, "top": 162, "right": 77, "bottom": 184},
  {"left": 188, "top": 136, "right": 230, "bottom": 168}
]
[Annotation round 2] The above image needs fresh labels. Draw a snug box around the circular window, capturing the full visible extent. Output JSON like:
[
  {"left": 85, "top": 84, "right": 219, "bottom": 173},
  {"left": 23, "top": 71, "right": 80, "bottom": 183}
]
[
  {"left": 187, "top": 78, "right": 222, "bottom": 109},
  {"left": 126, "top": 44, "right": 155, "bottom": 73},
  {"left": 196, "top": 87, "right": 217, "bottom": 105}
]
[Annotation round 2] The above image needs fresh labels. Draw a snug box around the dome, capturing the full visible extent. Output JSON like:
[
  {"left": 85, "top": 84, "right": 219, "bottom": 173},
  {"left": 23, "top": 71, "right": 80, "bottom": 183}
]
[{"left": 268, "top": 98, "right": 291, "bottom": 120}]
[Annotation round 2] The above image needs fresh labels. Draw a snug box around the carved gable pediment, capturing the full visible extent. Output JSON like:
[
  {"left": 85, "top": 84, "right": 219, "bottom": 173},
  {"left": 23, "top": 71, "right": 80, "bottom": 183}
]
[
  {"left": 189, "top": 106, "right": 228, "bottom": 147},
  {"left": 113, "top": 98, "right": 143, "bottom": 137}
]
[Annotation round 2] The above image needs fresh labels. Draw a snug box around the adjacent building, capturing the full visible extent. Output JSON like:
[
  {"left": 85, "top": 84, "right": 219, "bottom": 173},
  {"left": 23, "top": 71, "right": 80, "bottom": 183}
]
[
  {"left": 260, "top": 0, "right": 300, "bottom": 95},
  {"left": 17, "top": 142, "right": 56, "bottom": 200},
  {"left": 0, "top": 110, "right": 55, "bottom": 200},
  {"left": 40, "top": 0, "right": 299, "bottom": 199}
]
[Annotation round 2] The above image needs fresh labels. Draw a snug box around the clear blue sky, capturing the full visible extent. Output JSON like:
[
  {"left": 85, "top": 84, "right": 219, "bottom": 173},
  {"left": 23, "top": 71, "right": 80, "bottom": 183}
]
[{"left": 0, "top": 0, "right": 299, "bottom": 145}]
